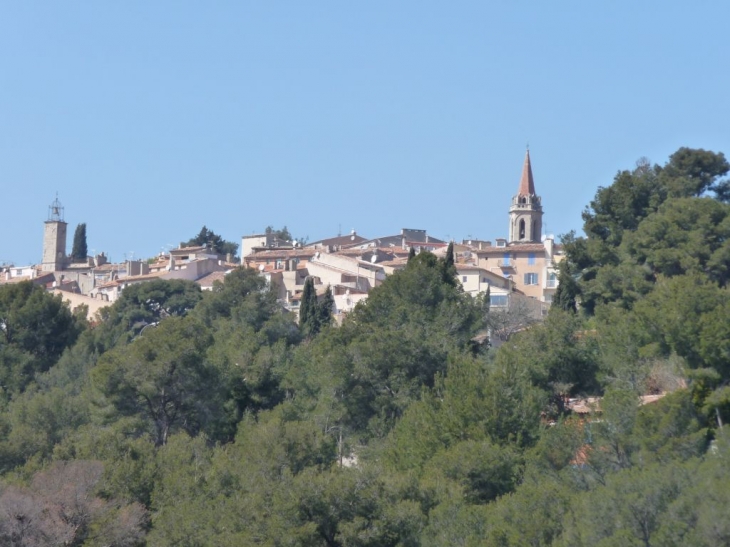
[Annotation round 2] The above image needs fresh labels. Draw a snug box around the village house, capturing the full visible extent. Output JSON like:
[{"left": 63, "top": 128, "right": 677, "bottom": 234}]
[{"left": 91, "top": 248, "right": 235, "bottom": 303}]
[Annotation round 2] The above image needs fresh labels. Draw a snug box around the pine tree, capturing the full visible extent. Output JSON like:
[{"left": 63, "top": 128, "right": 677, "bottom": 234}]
[
  {"left": 71, "top": 223, "right": 88, "bottom": 262},
  {"left": 185, "top": 226, "right": 239, "bottom": 258}
]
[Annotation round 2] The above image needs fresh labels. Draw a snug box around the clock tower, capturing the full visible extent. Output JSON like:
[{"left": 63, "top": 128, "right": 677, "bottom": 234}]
[{"left": 41, "top": 195, "right": 68, "bottom": 272}]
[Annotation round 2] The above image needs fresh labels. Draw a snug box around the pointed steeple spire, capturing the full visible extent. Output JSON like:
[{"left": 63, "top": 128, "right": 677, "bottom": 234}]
[
  {"left": 508, "top": 148, "right": 543, "bottom": 243},
  {"left": 518, "top": 149, "right": 535, "bottom": 196}
]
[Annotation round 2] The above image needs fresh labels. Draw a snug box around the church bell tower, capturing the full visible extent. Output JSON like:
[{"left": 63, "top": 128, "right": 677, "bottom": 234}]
[
  {"left": 41, "top": 195, "right": 68, "bottom": 272},
  {"left": 508, "top": 149, "right": 543, "bottom": 243}
]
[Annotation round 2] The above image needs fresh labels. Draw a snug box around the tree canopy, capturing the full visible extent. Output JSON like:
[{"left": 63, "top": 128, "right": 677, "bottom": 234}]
[
  {"left": 184, "top": 225, "right": 239, "bottom": 258},
  {"left": 565, "top": 147, "right": 730, "bottom": 312},
  {"left": 0, "top": 282, "right": 83, "bottom": 396}
]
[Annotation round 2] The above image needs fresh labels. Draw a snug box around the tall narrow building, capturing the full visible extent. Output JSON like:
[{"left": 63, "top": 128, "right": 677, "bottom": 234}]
[
  {"left": 508, "top": 149, "right": 543, "bottom": 243},
  {"left": 41, "top": 195, "right": 68, "bottom": 272}
]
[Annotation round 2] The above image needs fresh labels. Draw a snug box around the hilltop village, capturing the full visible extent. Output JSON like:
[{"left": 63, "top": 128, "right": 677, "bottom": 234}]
[
  {"left": 1, "top": 146, "right": 730, "bottom": 545},
  {"left": 2, "top": 151, "right": 562, "bottom": 324}
]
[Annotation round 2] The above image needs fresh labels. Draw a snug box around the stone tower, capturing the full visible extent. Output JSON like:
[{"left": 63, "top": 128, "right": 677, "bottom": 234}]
[
  {"left": 508, "top": 149, "right": 543, "bottom": 243},
  {"left": 41, "top": 195, "right": 68, "bottom": 272}
]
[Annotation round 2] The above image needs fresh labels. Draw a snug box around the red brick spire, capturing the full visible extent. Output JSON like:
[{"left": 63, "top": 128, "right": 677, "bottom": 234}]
[{"left": 518, "top": 149, "right": 535, "bottom": 196}]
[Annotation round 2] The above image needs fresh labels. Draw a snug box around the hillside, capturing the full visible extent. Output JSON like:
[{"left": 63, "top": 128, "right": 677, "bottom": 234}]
[{"left": 0, "top": 147, "right": 729, "bottom": 546}]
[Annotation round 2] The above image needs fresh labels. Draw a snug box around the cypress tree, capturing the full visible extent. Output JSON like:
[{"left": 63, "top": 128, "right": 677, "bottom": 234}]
[
  {"left": 317, "top": 286, "right": 335, "bottom": 330},
  {"left": 444, "top": 241, "right": 455, "bottom": 269},
  {"left": 440, "top": 241, "right": 458, "bottom": 285},
  {"left": 407, "top": 246, "right": 416, "bottom": 263},
  {"left": 552, "top": 262, "right": 579, "bottom": 313},
  {"left": 299, "top": 277, "right": 320, "bottom": 336},
  {"left": 71, "top": 223, "right": 88, "bottom": 262}
]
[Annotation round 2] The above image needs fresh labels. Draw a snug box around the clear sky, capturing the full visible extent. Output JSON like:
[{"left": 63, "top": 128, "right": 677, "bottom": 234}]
[{"left": 2, "top": 2, "right": 729, "bottom": 265}]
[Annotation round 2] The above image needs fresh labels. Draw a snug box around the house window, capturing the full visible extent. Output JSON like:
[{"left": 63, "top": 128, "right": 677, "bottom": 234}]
[
  {"left": 462, "top": 276, "right": 468, "bottom": 283},
  {"left": 524, "top": 273, "right": 538, "bottom": 285},
  {"left": 547, "top": 272, "right": 558, "bottom": 288},
  {"left": 502, "top": 252, "right": 510, "bottom": 266},
  {"left": 528, "top": 253, "right": 536, "bottom": 265},
  {"left": 482, "top": 277, "right": 488, "bottom": 284},
  {"left": 490, "top": 294, "right": 509, "bottom": 307}
]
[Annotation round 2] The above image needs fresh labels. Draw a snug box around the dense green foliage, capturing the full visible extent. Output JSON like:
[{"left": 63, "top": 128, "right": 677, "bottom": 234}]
[
  {"left": 184, "top": 225, "right": 239, "bottom": 258},
  {"left": 0, "top": 282, "right": 84, "bottom": 397},
  {"left": 1, "top": 147, "right": 729, "bottom": 545}
]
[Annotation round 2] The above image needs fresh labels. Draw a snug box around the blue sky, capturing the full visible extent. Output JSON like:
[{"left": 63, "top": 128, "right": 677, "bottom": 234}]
[{"left": 2, "top": 2, "right": 729, "bottom": 264}]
